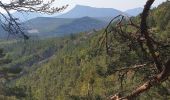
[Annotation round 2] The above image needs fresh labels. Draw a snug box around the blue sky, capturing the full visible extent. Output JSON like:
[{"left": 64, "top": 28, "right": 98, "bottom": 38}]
[{"left": 1, "top": 0, "right": 166, "bottom": 13}]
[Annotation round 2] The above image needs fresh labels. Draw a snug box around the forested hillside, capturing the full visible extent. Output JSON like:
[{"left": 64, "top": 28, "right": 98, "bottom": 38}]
[
  {"left": 24, "top": 17, "right": 107, "bottom": 37},
  {"left": 0, "top": 1, "right": 170, "bottom": 100},
  {"left": 149, "top": 1, "right": 170, "bottom": 33}
]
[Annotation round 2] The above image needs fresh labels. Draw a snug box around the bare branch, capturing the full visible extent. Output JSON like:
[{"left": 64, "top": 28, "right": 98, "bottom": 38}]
[
  {"left": 113, "top": 64, "right": 148, "bottom": 72},
  {"left": 107, "top": 0, "right": 170, "bottom": 99},
  {"left": 140, "top": 0, "right": 163, "bottom": 72},
  {"left": 111, "top": 59, "right": 170, "bottom": 100},
  {"left": 0, "top": 0, "right": 67, "bottom": 39}
]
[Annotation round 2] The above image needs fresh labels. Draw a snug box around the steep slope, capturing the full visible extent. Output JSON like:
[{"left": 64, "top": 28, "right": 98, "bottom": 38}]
[
  {"left": 0, "top": 37, "right": 68, "bottom": 76},
  {"left": 149, "top": 1, "right": 170, "bottom": 31},
  {"left": 15, "top": 32, "right": 109, "bottom": 100},
  {"left": 11, "top": 1, "right": 170, "bottom": 100}
]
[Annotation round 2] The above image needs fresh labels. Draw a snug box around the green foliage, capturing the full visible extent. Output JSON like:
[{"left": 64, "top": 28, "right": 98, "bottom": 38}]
[
  {"left": 0, "top": 1, "right": 170, "bottom": 100},
  {"left": 149, "top": 1, "right": 170, "bottom": 32},
  {"left": 0, "top": 49, "right": 23, "bottom": 100}
]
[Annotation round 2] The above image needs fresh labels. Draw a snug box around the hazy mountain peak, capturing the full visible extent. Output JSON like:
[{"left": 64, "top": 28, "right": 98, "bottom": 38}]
[
  {"left": 74, "top": 5, "right": 92, "bottom": 8},
  {"left": 125, "top": 7, "right": 143, "bottom": 16},
  {"left": 56, "top": 5, "right": 124, "bottom": 18}
]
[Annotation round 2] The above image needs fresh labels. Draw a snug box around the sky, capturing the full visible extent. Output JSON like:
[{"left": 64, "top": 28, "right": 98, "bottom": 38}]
[
  {"left": 0, "top": 0, "right": 167, "bottom": 13},
  {"left": 52, "top": 0, "right": 166, "bottom": 11}
]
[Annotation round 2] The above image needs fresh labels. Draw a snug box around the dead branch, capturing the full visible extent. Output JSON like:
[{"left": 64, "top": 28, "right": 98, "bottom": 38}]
[
  {"left": 112, "top": 64, "right": 148, "bottom": 72},
  {"left": 111, "top": 59, "right": 170, "bottom": 100},
  {"left": 140, "top": 0, "right": 163, "bottom": 72},
  {"left": 109, "top": 0, "right": 170, "bottom": 99}
]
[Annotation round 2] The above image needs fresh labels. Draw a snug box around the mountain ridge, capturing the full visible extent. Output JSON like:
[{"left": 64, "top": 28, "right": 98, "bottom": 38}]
[
  {"left": 124, "top": 7, "right": 143, "bottom": 16},
  {"left": 56, "top": 5, "right": 125, "bottom": 18},
  {"left": 0, "top": 5, "right": 144, "bottom": 38},
  {"left": 23, "top": 16, "right": 107, "bottom": 37}
]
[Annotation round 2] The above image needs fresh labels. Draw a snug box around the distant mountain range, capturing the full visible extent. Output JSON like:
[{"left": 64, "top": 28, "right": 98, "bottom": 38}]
[
  {"left": 23, "top": 17, "right": 107, "bottom": 37},
  {"left": 11, "top": 5, "right": 143, "bottom": 22},
  {"left": 0, "top": 22, "right": 8, "bottom": 38},
  {"left": 12, "top": 11, "right": 60, "bottom": 22},
  {"left": 12, "top": 12, "right": 43, "bottom": 22},
  {"left": 0, "top": 5, "right": 143, "bottom": 38},
  {"left": 125, "top": 7, "right": 143, "bottom": 16},
  {"left": 56, "top": 5, "right": 125, "bottom": 18}
]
